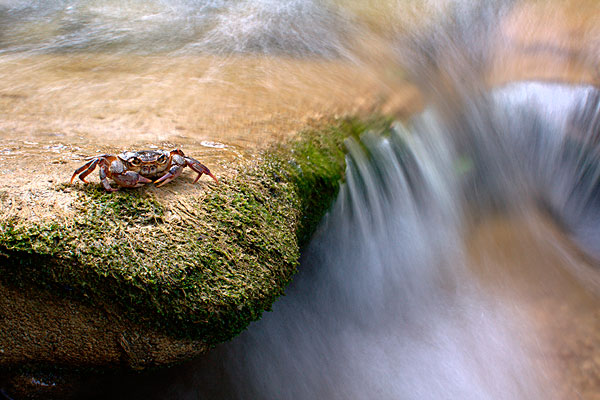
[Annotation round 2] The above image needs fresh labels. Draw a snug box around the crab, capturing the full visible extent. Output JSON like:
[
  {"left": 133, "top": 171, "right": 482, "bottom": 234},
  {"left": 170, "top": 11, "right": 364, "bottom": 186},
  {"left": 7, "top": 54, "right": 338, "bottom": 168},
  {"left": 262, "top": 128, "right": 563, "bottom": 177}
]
[{"left": 70, "top": 149, "right": 218, "bottom": 192}]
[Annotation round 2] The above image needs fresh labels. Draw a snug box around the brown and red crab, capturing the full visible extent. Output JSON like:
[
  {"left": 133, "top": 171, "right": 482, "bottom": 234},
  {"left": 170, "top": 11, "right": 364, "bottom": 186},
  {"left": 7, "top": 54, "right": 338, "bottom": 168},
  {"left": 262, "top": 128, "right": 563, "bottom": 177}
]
[{"left": 71, "top": 149, "right": 218, "bottom": 192}]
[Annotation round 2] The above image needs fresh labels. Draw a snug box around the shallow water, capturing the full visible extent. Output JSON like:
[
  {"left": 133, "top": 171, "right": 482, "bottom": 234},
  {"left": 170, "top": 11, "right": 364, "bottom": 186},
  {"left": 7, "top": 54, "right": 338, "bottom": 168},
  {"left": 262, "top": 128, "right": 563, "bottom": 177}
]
[{"left": 0, "top": 0, "right": 397, "bottom": 144}]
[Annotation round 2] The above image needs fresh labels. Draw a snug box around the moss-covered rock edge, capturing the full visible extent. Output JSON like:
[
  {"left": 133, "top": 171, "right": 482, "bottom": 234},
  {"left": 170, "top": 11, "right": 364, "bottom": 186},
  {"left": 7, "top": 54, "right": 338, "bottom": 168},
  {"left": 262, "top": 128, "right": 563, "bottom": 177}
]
[{"left": 0, "top": 117, "right": 391, "bottom": 346}]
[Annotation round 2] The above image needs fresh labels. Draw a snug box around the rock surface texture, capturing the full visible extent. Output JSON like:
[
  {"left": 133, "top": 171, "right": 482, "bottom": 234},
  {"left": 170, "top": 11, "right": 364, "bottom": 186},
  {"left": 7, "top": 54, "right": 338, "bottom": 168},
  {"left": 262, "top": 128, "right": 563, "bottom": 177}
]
[{"left": 0, "top": 46, "right": 415, "bottom": 397}]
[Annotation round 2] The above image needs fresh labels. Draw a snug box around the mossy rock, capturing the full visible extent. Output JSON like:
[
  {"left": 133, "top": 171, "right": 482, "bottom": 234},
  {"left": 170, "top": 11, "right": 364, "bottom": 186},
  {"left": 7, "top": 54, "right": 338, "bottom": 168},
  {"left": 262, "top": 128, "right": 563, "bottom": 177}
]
[{"left": 0, "top": 117, "right": 391, "bottom": 348}]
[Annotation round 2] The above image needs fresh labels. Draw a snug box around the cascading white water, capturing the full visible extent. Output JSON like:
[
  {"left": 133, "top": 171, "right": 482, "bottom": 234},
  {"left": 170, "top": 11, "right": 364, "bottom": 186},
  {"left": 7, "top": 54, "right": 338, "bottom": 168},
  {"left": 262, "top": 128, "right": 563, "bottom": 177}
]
[
  {"left": 183, "top": 2, "right": 599, "bottom": 398},
  {"left": 216, "top": 81, "right": 600, "bottom": 400},
  {"left": 92, "top": 80, "right": 600, "bottom": 399}
]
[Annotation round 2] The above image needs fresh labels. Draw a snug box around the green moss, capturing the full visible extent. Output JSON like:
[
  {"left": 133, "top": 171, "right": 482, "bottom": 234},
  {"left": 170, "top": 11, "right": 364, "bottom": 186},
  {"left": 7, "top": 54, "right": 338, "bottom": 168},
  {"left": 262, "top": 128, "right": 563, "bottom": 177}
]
[{"left": 0, "top": 117, "right": 391, "bottom": 345}]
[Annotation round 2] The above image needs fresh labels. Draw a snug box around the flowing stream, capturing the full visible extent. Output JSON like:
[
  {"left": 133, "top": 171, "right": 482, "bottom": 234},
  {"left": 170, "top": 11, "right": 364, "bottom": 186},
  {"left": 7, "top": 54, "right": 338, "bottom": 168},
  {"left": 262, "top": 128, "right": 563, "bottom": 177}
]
[
  {"left": 0, "top": 0, "right": 598, "bottom": 398},
  {"left": 91, "top": 0, "right": 599, "bottom": 394},
  {"left": 89, "top": 79, "right": 600, "bottom": 399}
]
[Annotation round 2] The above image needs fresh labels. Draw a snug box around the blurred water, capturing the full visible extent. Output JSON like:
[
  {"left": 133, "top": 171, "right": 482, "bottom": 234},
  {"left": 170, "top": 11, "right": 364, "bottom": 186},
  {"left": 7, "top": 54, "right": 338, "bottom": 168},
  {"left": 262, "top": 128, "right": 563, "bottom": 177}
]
[
  {"left": 153, "top": 2, "right": 598, "bottom": 399},
  {"left": 89, "top": 78, "right": 600, "bottom": 400},
  {"left": 0, "top": 0, "right": 399, "bottom": 152},
  {"left": 0, "top": 0, "right": 355, "bottom": 56},
  {"left": 219, "top": 80, "right": 600, "bottom": 400}
]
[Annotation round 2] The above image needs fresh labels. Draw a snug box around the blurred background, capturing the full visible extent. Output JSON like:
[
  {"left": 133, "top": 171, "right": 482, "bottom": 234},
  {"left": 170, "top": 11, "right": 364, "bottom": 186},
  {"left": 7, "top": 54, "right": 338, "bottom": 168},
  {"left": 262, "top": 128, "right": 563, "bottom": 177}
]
[{"left": 0, "top": 0, "right": 598, "bottom": 398}]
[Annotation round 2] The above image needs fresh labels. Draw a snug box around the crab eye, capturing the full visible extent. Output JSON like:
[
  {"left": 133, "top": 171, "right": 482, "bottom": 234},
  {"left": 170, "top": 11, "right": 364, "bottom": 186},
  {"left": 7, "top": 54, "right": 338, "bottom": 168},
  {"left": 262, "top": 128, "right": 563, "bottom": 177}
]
[
  {"left": 157, "top": 154, "right": 167, "bottom": 164},
  {"left": 129, "top": 157, "right": 141, "bottom": 166}
]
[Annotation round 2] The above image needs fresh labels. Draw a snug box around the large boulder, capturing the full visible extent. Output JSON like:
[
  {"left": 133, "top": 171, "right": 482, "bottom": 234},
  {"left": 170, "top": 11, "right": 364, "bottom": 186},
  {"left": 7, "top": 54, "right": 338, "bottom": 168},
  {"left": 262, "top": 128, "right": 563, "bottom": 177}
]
[{"left": 0, "top": 118, "right": 389, "bottom": 398}]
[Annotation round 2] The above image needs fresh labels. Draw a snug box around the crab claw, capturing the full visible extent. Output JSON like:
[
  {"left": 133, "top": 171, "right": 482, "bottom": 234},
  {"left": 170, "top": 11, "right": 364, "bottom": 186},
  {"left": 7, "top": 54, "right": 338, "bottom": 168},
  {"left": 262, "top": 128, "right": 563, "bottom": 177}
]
[
  {"left": 154, "top": 164, "right": 185, "bottom": 188},
  {"left": 112, "top": 171, "right": 153, "bottom": 188},
  {"left": 135, "top": 175, "right": 153, "bottom": 186}
]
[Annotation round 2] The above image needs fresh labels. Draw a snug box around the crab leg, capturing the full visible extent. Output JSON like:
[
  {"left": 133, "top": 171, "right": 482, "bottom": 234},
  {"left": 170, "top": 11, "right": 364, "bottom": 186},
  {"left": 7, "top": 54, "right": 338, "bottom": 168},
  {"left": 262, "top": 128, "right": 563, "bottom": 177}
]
[
  {"left": 185, "top": 157, "right": 219, "bottom": 184},
  {"left": 154, "top": 165, "right": 184, "bottom": 188},
  {"left": 71, "top": 159, "right": 99, "bottom": 184}
]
